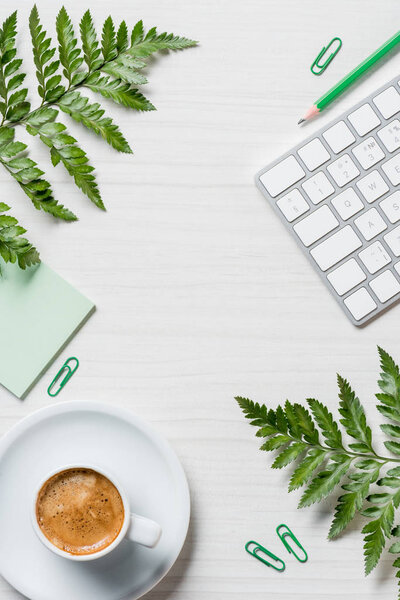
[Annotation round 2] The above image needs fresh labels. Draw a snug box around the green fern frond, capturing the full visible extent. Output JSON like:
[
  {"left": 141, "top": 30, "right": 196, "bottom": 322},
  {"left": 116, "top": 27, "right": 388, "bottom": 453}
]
[
  {"left": 101, "top": 62, "right": 147, "bottom": 85},
  {"left": 56, "top": 6, "right": 84, "bottom": 85},
  {"left": 0, "top": 125, "right": 75, "bottom": 220},
  {"left": 129, "top": 21, "right": 198, "bottom": 57},
  {"left": 101, "top": 16, "right": 117, "bottom": 62},
  {"left": 237, "top": 348, "right": 400, "bottom": 596},
  {"left": 79, "top": 10, "right": 102, "bottom": 71},
  {"left": 58, "top": 91, "right": 132, "bottom": 153},
  {"left": 0, "top": 11, "right": 30, "bottom": 124},
  {"left": 26, "top": 107, "right": 103, "bottom": 209},
  {"left": 0, "top": 202, "right": 40, "bottom": 270},
  {"left": 116, "top": 21, "right": 128, "bottom": 52},
  {"left": 0, "top": 7, "right": 197, "bottom": 268},
  {"left": 84, "top": 72, "right": 155, "bottom": 110},
  {"left": 338, "top": 375, "right": 374, "bottom": 454},
  {"left": 29, "top": 5, "right": 64, "bottom": 103}
]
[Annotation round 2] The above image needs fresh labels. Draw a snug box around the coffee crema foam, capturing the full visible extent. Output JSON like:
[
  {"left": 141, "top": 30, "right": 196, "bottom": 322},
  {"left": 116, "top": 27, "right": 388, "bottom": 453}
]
[{"left": 36, "top": 468, "right": 125, "bottom": 556}]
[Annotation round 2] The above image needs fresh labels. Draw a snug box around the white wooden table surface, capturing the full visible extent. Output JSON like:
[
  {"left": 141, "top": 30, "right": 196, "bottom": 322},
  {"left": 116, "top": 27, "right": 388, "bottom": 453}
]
[{"left": 1, "top": 0, "right": 400, "bottom": 598}]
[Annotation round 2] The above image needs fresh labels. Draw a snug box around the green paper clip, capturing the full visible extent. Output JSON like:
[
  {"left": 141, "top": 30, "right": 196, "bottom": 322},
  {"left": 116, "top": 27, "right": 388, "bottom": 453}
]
[
  {"left": 311, "top": 37, "right": 342, "bottom": 75},
  {"left": 47, "top": 357, "right": 79, "bottom": 397},
  {"left": 245, "top": 541, "right": 285, "bottom": 571},
  {"left": 276, "top": 524, "right": 308, "bottom": 563}
]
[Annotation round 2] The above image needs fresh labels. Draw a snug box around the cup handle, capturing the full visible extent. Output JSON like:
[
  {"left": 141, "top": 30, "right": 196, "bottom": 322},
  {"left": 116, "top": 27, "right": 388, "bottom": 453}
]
[{"left": 127, "top": 513, "right": 162, "bottom": 548}]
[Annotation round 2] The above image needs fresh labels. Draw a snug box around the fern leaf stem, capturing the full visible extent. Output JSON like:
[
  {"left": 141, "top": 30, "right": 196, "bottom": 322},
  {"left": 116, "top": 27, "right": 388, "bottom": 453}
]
[{"left": 281, "top": 429, "right": 400, "bottom": 465}]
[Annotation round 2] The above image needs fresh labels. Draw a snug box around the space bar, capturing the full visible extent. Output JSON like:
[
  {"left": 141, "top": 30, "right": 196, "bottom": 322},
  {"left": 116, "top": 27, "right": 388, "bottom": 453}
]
[{"left": 310, "top": 226, "right": 362, "bottom": 272}]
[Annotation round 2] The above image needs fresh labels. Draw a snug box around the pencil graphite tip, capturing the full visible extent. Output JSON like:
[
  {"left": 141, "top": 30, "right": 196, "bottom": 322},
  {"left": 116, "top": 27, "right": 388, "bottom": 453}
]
[{"left": 298, "top": 118, "right": 305, "bottom": 125}]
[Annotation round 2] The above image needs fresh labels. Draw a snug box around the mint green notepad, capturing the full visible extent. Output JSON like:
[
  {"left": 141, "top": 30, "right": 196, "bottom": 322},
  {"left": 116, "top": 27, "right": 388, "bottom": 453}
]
[{"left": 0, "top": 262, "right": 95, "bottom": 399}]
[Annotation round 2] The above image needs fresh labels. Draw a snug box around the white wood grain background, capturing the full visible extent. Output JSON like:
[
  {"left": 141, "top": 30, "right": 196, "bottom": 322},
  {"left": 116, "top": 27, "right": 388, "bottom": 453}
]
[{"left": 1, "top": 0, "right": 400, "bottom": 598}]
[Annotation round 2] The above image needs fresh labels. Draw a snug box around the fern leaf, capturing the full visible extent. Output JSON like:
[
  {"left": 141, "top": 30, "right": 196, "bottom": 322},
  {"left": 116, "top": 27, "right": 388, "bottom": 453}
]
[
  {"left": 307, "top": 398, "right": 343, "bottom": 449},
  {"left": 293, "top": 403, "right": 319, "bottom": 444},
  {"left": 362, "top": 502, "right": 395, "bottom": 575},
  {"left": 101, "top": 16, "right": 117, "bottom": 62},
  {"left": 116, "top": 54, "right": 147, "bottom": 70},
  {"left": 381, "top": 424, "right": 400, "bottom": 438},
  {"left": 0, "top": 11, "right": 29, "bottom": 123},
  {"left": 116, "top": 21, "right": 128, "bottom": 52},
  {"left": 79, "top": 10, "right": 102, "bottom": 71},
  {"left": 56, "top": 7, "right": 83, "bottom": 85},
  {"left": 84, "top": 71, "right": 155, "bottom": 110},
  {"left": 337, "top": 374, "right": 374, "bottom": 453},
  {"left": 58, "top": 90, "right": 132, "bottom": 153},
  {"left": 29, "top": 5, "right": 64, "bottom": 102},
  {"left": 0, "top": 203, "right": 40, "bottom": 269},
  {"left": 288, "top": 449, "right": 326, "bottom": 492},
  {"left": 101, "top": 62, "right": 147, "bottom": 85},
  {"left": 284, "top": 400, "right": 302, "bottom": 439},
  {"left": 0, "top": 11, "right": 17, "bottom": 53},
  {"left": 130, "top": 20, "right": 144, "bottom": 46},
  {"left": 376, "top": 347, "right": 400, "bottom": 427},
  {"left": 275, "top": 405, "right": 288, "bottom": 434},
  {"left": 260, "top": 434, "right": 291, "bottom": 452},
  {"left": 21, "top": 178, "right": 77, "bottom": 221},
  {"left": 235, "top": 397, "right": 271, "bottom": 428},
  {"left": 0, "top": 125, "right": 76, "bottom": 220},
  {"left": 128, "top": 22, "right": 198, "bottom": 58},
  {"left": 298, "top": 455, "right": 352, "bottom": 508},
  {"left": 271, "top": 442, "right": 307, "bottom": 469},
  {"left": 329, "top": 464, "right": 381, "bottom": 539},
  {"left": 26, "top": 108, "right": 103, "bottom": 210},
  {"left": 385, "top": 441, "right": 400, "bottom": 456}
]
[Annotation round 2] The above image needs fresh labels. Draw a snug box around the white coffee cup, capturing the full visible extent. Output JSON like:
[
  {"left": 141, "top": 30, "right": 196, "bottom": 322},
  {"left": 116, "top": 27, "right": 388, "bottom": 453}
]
[{"left": 31, "top": 464, "right": 162, "bottom": 561}]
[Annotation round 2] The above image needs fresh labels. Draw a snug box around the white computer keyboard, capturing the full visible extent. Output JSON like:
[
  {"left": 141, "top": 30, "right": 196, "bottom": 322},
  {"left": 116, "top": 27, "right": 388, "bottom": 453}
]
[{"left": 256, "top": 75, "right": 400, "bottom": 326}]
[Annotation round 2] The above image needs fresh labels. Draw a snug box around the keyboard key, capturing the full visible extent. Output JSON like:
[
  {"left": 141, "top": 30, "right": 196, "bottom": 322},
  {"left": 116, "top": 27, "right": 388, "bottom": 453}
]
[
  {"left": 384, "top": 225, "right": 400, "bottom": 256},
  {"left": 277, "top": 189, "right": 309, "bottom": 222},
  {"left": 373, "top": 86, "right": 400, "bottom": 119},
  {"left": 377, "top": 120, "right": 400, "bottom": 152},
  {"left": 395, "top": 262, "right": 400, "bottom": 276},
  {"left": 323, "top": 121, "right": 355, "bottom": 154},
  {"left": 344, "top": 287, "right": 377, "bottom": 320},
  {"left": 369, "top": 270, "right": 400, "bottom": 302},
  {"left": 352, "top": 136, "right": 385, "bottom": 169},
  {"left": 260, "top": 155, "right": 305, "bottom": 198},
  {"left": 354, "top": 208, "right": 387, "bottom": 241},
  {"left": 302, "top": 172, "right": 334, "bottom": 204},
  {"left": 348, "top": 103, "right": 380, "bottom": 136},
  {"left": 310, "top": 226, "right": 362, "bottom": 271},
  {"left": 359, "top": 241, "right": 391, "bottom": 274},
  {"left": 331, "top": 188, "right": 364, "bottom": 220},
  {"left": 382, "top": 153, "right": 400, "bottom": 185},
  {"left": 327, "top": 154, "right": 360, "bottom": 187},
  {"left": 293, "top": 205, "right": 338, "bottom": 247},
  {"left": 356, "top": 170, "right": 389, "bottom": 203},
  {"left": 327, "top": 258, "right": 366, "bottom": 296},
  {"left": 380, "top": 191, "right": 400, "bottom": 224},
  {"left": 297, "top": 138, "right": 330, "bottom": 171}
]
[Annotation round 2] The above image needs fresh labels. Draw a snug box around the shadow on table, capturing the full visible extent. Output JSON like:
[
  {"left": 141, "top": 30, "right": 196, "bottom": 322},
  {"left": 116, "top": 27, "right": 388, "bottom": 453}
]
[{"left": 144, "top": 511, "right": 195, "bottom": 600}]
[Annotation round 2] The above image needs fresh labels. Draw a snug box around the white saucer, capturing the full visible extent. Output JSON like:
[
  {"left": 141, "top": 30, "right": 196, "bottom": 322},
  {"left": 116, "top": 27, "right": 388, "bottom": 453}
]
[{"left": 0, "top": 401, "right": 190, "bottom": 600}]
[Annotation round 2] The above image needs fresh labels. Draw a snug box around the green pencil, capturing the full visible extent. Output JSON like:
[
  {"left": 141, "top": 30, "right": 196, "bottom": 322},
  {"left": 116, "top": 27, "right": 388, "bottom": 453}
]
[{"left": 298, "top": 30, "right": 400, "bottom": 124}]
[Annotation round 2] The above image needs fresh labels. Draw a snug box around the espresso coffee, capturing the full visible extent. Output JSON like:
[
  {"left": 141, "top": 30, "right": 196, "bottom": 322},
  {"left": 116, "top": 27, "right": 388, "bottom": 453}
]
[{"left": 36, "top": 468, "right": 125, "bottom": 556}]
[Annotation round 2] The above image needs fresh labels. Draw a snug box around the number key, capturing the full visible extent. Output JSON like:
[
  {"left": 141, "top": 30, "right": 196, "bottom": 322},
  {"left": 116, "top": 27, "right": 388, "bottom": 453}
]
[
  {"left": 377, "top": 120, "right": 400, "bottom": 152},
  {"left": 352, "top": 137, "right": 385, "bottom": 169},
  {"left": 327, "top": 154, "right": 360, "bottom": 187},
  {"left": 301, "top": 172, "right": 334, "bottom": 205},
  {"left": 276, "top": 189, "right": 309, "bottom": 222}
]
